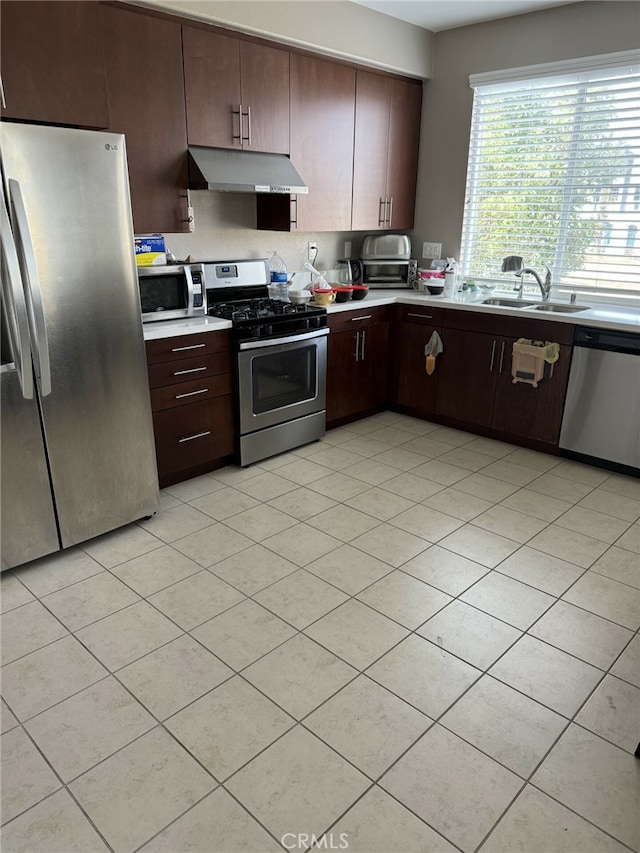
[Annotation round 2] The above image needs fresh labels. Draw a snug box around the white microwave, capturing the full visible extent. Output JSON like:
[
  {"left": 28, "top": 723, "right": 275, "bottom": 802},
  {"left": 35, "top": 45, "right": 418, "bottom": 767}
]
[{"left": 138, "top": 263, "right": 206, "bottom": 322}]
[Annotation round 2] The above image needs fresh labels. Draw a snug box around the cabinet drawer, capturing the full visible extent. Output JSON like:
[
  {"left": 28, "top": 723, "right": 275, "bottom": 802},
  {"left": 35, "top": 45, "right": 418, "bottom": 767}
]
[
  {"left": 145, "top": 330, "right": 231, "bottom": 364},
  {"left": 152, "top": 395, "right": 234, "bottom": 476},
  {"left": 150, "top": 373, "right": 233, "bottom": 412},
  {"left": 441, "top": 309, "right": 574, "bottom": 344},
  {"left": 328, "top": 305, "right": 390, "bottom": 332},
  {"left": 397, "top": 305, "right": 443, "bottom": 325},
  {"left": 147, "top": 351, "right": 232, "bottom": 389}
]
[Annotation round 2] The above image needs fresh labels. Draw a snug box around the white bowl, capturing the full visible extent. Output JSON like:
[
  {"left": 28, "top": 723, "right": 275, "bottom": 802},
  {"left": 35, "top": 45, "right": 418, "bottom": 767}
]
[{"left": 289, "top": 290, "right": 312, "bottom": 305}]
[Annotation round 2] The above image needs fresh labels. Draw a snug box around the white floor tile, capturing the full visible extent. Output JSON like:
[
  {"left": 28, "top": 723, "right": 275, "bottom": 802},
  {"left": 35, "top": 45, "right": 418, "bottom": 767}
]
[
  {"left": 166, "top": 676, "right": 294, "bottom": 779},
  {"left": 69, "top": 727, "right": 215, "bottom": 853},
  {"left": 461, "top": 571, "right": 555, "bottom": 630},
  {"left": 305, "top": 676, "right": 431, "bottom": 778},
  {"left": 226, "top": 726, "right": 369, "bottom": 841},
  {"left": 305, "top": 599, "right": 409, "bottom": 670},
  {"left": 356, "top": 570, "right": 452, "bottom": 629},
  {"left": 254, "top": 569, "right": 348, "bottom": 629},
  {"left": 24, "top": 677, "right": 154, "bottom": 782},
  {"left": 242, "top": 635, "right": 356, "bottom": 719},
  {"left": 367, "top": 634, "right": 481, "bottom": 718},
  {"left": 482, "top": 785, "right": 629, "bottom": 853},
  {"left": 380, "top": 724, "right": 522, "bottom": 853},
  {"left": 575, "top": 674, "right": 640, "bottom": 754},
  {"left": 490, "top": 635, "right": 602, "bottom": 717},
  {"left": 191, "top": 599, "right": 296, "bottom": 670},
  {"left": 532, "top": 724, "right": 639, "bottom": 849},
  {"left": 0, "top": 727, "right": 61, "bottom": 824},
  {"left": 441, "top": 675, "right": 567, "bottom": 777},
  {"left": 417, "top": 600, "right": 521, "bottom": 669}
]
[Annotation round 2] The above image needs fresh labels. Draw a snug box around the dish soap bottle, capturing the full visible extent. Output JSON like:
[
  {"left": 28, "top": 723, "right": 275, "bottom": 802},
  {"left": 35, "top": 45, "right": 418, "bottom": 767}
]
[{"left": 268, "top": 250, "right": 288, "bottom": 283}]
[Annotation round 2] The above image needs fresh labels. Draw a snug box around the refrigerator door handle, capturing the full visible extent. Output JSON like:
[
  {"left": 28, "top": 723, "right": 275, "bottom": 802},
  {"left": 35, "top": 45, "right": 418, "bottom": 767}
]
[
  {"left": 0, "top": 186, "right": 34, "bottom": 399},
  {"left": 8, "top": 178, "right": 52, "bottom": 396}
]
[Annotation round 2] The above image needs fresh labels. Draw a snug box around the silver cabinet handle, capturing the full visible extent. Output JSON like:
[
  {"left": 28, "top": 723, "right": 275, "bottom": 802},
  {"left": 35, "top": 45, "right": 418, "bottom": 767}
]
[
  {"left": 0, "top": 74, "right": 6, "bottom": 109},
  {"left": 232, "top": 104, "right": 242, "bottom": 141},
  {"left": 407, "top": 313, "right": 433, "bottom": 319},
  {"left": 387, "top": 196, "right": 393, "bottom": 226},
  {"left": 173, "top": 366, "right": 207, "bottom": 376},
  {"left": 350, "top": 315, "right": 372, "bottom": 322},
  {"left": 354, "top": 331, "right": 360, "bottom": 362},
  {"left": 175, "top": 388, "right": 209, "bottom": 399},
  {"left": 378, "top": 198, "right": 386, "bottom": 226},
  {"left": 178, "top": 430, "right": 211, "bottom": 443},
  {"left": 360, "top": 329, "right": 366, "bottom": 360},
  {"left": 171, "top": 343, "right": 206, "bottom": 352},
  {"left": 489, "top": 339, "right": 497, "bottom": 372},
  {"left": 498, "top": 340, "right": 505, "bottom": 373},
  {"left": 242, "top": 105, "right": 252, "bottom": 146},
  {"left": 290, "top": 195, "right": 298, "bottom": 229},
  {"left": 9, "top": 179, "right": 52, "bottom": 396},
  {"left": 0, "top": 183, "right": 34, "bottom": 399}
]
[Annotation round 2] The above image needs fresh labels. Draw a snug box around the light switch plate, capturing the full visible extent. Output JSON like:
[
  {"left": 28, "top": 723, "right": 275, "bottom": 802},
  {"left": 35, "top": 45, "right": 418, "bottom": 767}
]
[
  {"left": 422, "top": 241, "right": 442, "bottom": 259},
  {"left": 344, "top": 241, "right": 352, "bottom": 258}
]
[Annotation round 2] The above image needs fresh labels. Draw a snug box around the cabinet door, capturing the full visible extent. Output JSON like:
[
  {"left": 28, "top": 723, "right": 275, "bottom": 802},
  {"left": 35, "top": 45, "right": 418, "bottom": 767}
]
[
  {"left": 1, "top": 1, "right": 109, "bottom": 128},
  {"left": 386, "top": 78, "right": 422, "bottom": 230},
  {"left": 351, "top": 71, "right": 390, "bottom": 231},
  {"left": 326, "top": 328, "right": 360, "bottom": 424},
  {"left": 492, "top": 339, "right": 572, "bottom": 444},
  {"left": 102, "top": 6, "right": 189, "bottom": 234},
  {"left": 436, "top": 328, "right": 498, "bottom": 427},
  {"left": 183, "top": 26, "right": 242, "bottom": 149},
  {"left": 395, "top": 321, "right": 440, "bottom": 414},
  {"left": 358, "top": 322, "right": 390, "bottom": 412},
  {"left": 240, "top": 42, "right": 289, "bottom": 154},
  {"left": 290, "top": 55, "right": 356, "bottom": 231}
]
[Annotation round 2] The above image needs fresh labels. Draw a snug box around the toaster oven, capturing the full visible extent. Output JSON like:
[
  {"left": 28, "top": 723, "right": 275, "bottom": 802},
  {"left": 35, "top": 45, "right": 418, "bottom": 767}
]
[{"left": 352, "top": 258, "right": 418, "bottom": 288}]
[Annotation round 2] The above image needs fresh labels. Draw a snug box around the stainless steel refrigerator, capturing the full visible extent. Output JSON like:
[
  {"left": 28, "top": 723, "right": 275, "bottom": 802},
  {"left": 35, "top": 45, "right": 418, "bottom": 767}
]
[{"left": 1, "top": 123, "right": 159, "bottom": 571}]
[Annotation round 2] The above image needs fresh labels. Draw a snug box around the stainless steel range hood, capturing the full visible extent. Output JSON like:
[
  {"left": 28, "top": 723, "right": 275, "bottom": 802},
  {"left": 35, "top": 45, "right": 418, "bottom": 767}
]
[{"left": 188, "top": 146, "right": 308, "bottom": 194}]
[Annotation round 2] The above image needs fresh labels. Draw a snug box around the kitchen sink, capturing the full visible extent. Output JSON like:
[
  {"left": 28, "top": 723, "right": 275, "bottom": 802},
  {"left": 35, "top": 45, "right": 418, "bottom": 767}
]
[
  {"left": 481, "top": 298, "right": 537, "bottom": 307},
  {"left": 531, "top": 303, "right": 590, "bottom": 313}
]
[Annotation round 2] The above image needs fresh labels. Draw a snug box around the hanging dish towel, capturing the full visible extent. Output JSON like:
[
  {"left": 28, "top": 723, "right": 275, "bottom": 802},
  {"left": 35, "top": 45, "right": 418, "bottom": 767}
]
[
  {"left": 424, "top": 331, "right": 443, "bottom": 375},
  {"left": 511, "top": 339, "right": 560, "bottom": 387}
]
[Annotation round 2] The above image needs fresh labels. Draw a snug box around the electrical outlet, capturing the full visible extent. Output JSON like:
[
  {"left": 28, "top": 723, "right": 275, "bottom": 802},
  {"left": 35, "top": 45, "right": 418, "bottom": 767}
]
[
  {"left": 308, "top": 242, "right": 318, "bottom": 262},
  {"left": 422, "top": 241, "right": 442, "bottom": 259},
  {"left": 344, "top": 241, "right": 352, "bottom": 258},
  {"left": 187, "top": 206, "right": 195, "bottom": 233}
]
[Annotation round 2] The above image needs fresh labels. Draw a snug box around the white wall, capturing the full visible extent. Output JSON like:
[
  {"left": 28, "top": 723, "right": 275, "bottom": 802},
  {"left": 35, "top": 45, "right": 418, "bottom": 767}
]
[{"left": 139, "top": 0, "right": 433, "bottom": 78}]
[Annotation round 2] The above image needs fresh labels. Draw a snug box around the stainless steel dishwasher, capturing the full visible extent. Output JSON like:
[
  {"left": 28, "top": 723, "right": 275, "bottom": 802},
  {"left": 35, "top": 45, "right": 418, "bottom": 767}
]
[{"left": 560, "top": 326, "right": 640, "bottom": 473}]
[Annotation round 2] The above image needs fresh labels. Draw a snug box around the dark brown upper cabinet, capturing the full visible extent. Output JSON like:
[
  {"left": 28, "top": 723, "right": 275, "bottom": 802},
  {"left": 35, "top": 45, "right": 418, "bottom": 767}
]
[
  {"left": 101, "top": 5, "right": 189, "bottom": 234},
  {"left": 182, "top": 26, "right": 289, "bottom": 155},
  {"left": 0, "top": 1, "right": 109, "bottom": 129},
  {"left": 352, "top": 71, "right": 422, "bottom": 231}
]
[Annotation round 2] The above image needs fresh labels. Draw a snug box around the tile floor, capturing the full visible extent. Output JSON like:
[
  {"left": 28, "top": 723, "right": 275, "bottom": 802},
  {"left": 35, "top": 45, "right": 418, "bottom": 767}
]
[{"left": 1, "top": 411, "right": 639, "bottom": 853}]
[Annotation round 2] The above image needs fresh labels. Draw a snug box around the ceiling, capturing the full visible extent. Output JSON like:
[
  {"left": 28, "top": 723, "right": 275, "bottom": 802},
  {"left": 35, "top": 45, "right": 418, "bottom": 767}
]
[{"left": 351, "top": 0, "right": 580, "bottom": 32}]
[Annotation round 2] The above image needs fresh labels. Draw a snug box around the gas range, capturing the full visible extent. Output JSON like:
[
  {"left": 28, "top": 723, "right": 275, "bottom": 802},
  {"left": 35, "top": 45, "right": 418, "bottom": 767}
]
[{"left": 208, "top": 294, "right": 327, "bottom": 343}]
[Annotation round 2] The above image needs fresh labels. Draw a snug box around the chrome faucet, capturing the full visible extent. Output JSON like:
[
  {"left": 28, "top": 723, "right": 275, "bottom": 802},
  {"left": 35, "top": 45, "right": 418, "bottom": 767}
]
[
  {"left": 515, "top": 265, "right": 552, "bottom": 301},
  {"left": 501, "top": 256, "right": 552, "bottom": 301}
]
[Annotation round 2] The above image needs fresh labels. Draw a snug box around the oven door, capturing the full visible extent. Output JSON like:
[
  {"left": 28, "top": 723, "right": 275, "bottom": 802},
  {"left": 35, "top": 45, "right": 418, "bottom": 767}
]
[{"left": 237, "top": 328, "right": 328, "bottom": 435}]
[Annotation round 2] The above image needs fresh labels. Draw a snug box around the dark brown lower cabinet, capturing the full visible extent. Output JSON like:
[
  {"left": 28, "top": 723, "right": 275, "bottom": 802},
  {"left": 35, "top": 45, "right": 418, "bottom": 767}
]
[
  {"left": 393, "top": 307, "right": 442, "bottom": 416},
  {"left": 492, "top": 339, "right": 572, "bottom": 444},
  {"left": 145, "top": 331, "right": 235, "bottom": 487},
  {"left": 435, "top": 328, "right": 498, "bottom": 427},
  {"left": 434, "top": 318, "right": 573, "bottom": 447},
  {"left": 326, "top": 308, "right": 390, "bottom": 426}
]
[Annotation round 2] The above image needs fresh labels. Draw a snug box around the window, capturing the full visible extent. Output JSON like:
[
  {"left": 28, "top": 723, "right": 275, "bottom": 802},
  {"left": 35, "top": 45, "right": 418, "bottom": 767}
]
[{"left": 461, "top": 51, "right": 640, "bottom": 300}]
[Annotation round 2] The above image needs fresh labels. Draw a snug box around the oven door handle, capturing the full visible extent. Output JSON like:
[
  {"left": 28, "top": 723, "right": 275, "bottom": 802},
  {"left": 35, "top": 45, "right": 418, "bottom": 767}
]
[{"left": 238, "top": 327, "right": 330, "bottom": 351}]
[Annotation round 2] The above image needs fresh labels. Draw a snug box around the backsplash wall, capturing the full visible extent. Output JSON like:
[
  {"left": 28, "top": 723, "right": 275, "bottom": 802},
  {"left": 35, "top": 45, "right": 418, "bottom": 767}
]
[{"left": 163, "top": 191, "right": 365, "bottom": 276}]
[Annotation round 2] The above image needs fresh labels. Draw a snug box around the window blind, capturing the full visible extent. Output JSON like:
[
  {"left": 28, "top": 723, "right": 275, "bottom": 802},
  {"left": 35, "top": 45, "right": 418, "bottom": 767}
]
[{"left": 460, "top": 54, "right": 640, "bottom": 299}]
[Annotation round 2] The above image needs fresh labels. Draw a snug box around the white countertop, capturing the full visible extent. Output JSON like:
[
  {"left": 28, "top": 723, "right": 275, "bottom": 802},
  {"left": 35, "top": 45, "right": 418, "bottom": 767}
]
[{"left": 142, "top": 289, "right": 640, "bottom": 340}]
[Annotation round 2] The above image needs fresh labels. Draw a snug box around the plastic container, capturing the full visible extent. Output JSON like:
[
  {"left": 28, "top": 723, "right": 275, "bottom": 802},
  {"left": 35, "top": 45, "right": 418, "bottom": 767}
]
[{"left": 268, "top": 250, "right": 288, "bottom": 283}]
